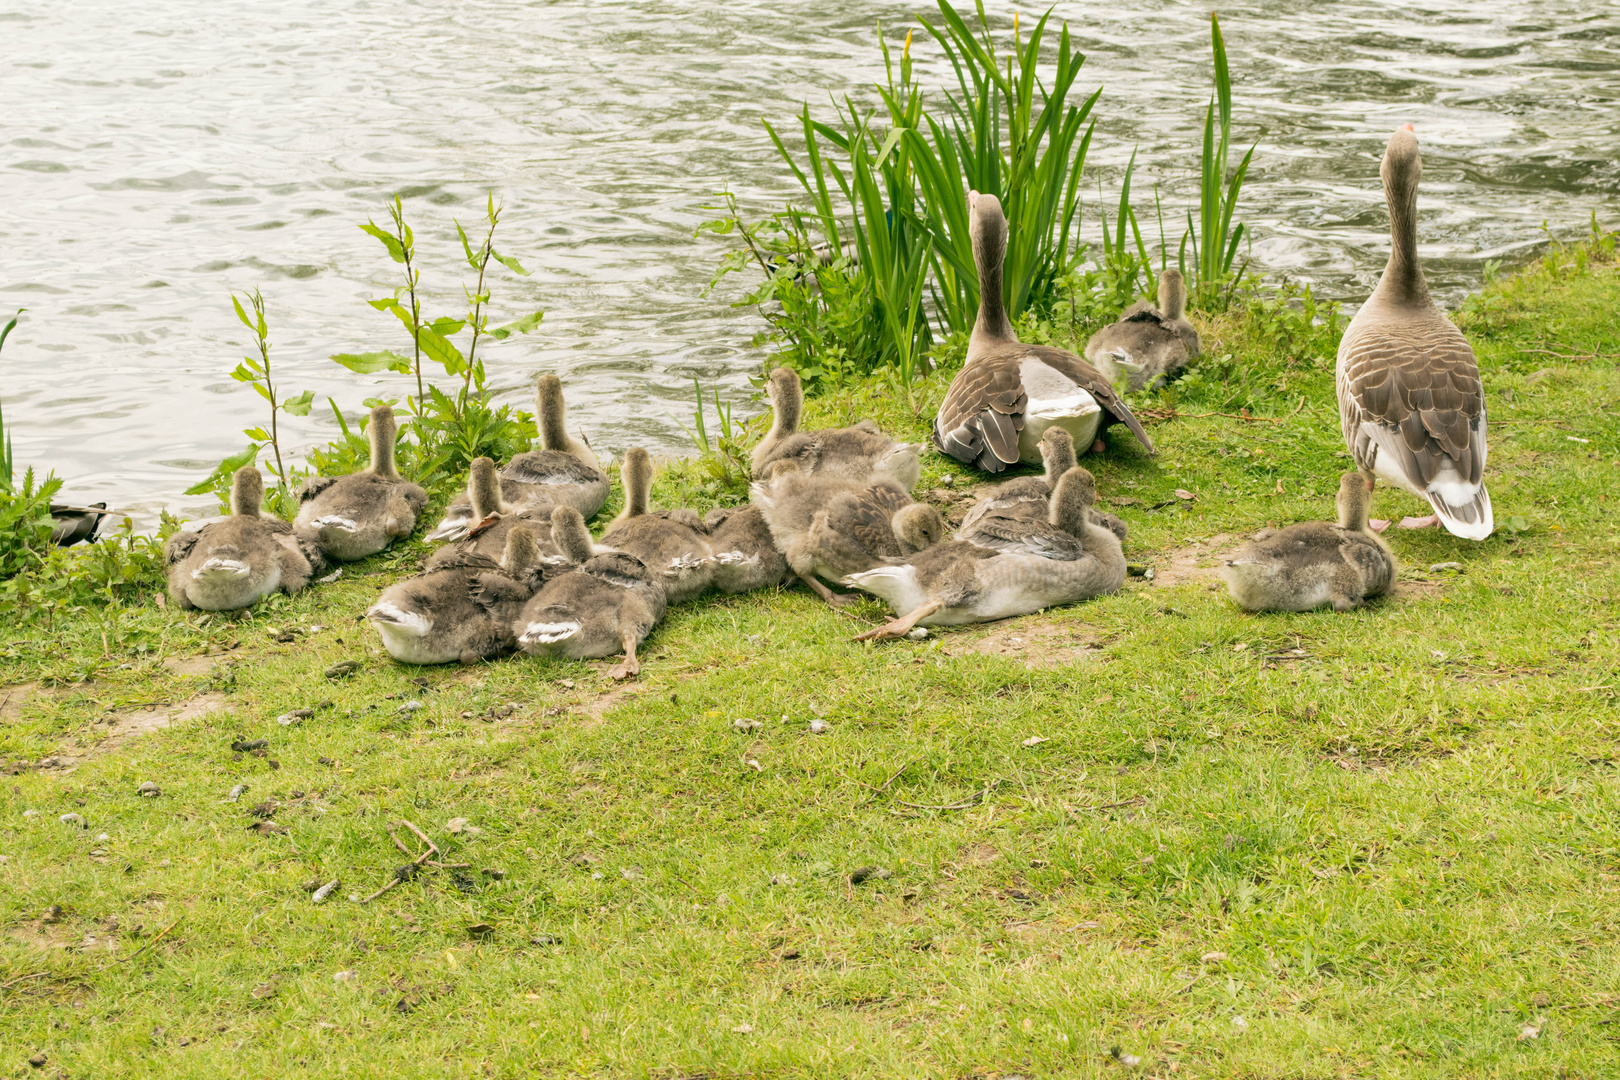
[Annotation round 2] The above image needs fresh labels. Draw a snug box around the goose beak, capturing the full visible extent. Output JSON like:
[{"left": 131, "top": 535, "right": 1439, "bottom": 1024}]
[
  {"left": 968, "top": 189, "right": 979, "bottom": 209},
  {"left": 1400, "top": 122, "right": 1415, "bottom": 132}
]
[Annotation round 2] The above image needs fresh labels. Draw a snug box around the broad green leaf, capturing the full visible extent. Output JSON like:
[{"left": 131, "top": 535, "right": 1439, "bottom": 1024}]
[
  {"left": 491, "top": 250, "right": 530, "bottom": 276},
  {"left": 252, "top": 384, "right": 273, "bottom": 403},
  {"left": 454, "top": 220, "right": 478, "bottom": 268},
  {"left": 243, "top": 427, "right": 270, "bottom": 441},
  {"left": 230, "top": 362, "right": 258, "bottom": 383},
  {"left": 489, "top": 310, "right": 544, "bottom": 341},
  {"left": 368, "top": 296, "right": 405, "bottom": 315},
  {"left": 185, "top": 444, "right": 260, "bottom": 495},
  {"left": 429, "top": 316, "right": 466, "bottom": 336},
  {"left": 359, "top": 221, "right": 405, "bottom": 263},
  {"left": 330, "top": 350, "right": 412, "bottom": 375},
  {"left": 416, "top": 322, "right": 467, "bottom": 377},
  {"left": 231, "top": 294, "right": 255, "bottom": 332},
  {"left": 361, "top": 396, "right": 399, "bottom": 410},
  {"left": 282, "top": 390, "right": 315, "bottom": 417}
]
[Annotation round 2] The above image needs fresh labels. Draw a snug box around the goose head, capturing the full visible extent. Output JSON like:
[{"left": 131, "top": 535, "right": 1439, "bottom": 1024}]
[
  {"left": 765, "top": 367, "right": 802, "bottom": 440},
  {"left": 968, "top": 190, "right": 1007, "bottom": 275},
  {"left": 230, "top": 467, "right": 264, "bottom": 518},
  {"left": 367, "top": 405, "right": 400, "bottom": 479},
  {"left": 612, "top": 447, "right": 654, "bottom": 527},
  {"left": 549, "top": 505, "right": 594, "bottom": 566},
  {"left": 1049, "top": 466, "right": 1098, "bottom": 534},
  {"left": 892, "top": 502, "right": 945, "bottom": 555},
  {"left": 1336, "top": 471, "right": 1375, "bottom": 534},
  {"left": 1382, "top": 124, "right": 1421, "bottom": 215},
  {"left": 872, "top": 442, "right": 923, "bottom": 492},
  {"left": 1157, "top": 268, "right": 1188, "bottom": 321},
  {"left": 1038, "top": 428, "right": 1077, "bottom": 487}
]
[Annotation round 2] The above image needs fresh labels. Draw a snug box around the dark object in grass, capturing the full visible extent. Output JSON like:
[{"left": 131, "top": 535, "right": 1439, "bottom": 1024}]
[
  {"left": 324, "top": 661, "right": 361, "bottom": 679},
  {"left": 247, "top": 800, "right": 279, "bottom": 819},
  {"left": 849, "top": 866, "right": 892, "bottom": 885},
  {"left": 529, "top": 933, "right": 561, "bottom": 946},
  {"left": 50, "top": 502, "right": 108, "bottom": 547},
  {"left": 466, "top": 922, "right": 494, "bottom": 936},
  {"left": 246, "top": 821, "right": 288, "bottom": 835},
  {"left": 231, "top": 738, "right": 268, "bottom": 752}
]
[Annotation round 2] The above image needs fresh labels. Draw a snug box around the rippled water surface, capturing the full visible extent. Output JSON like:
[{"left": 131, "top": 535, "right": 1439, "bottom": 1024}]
[{"left": 4, "top": 0, "right": 1617, "bottom": 523}]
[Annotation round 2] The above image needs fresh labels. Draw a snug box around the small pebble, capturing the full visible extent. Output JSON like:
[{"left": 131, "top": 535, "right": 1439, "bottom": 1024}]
[
  {"left": 137, "top": 781, "right": 160, "bottom": 797},
  {"left": 311, "top": 879, "right": 340, "bottom": 904},
  {"left": 59, "top": 813, "right": 84, "bottom": 827},
  {"left": 808, "top": 718, "right": 829, "bottom": 734},
  {"left": 1201, "top": 951, "right": 1227, "bottom": 964},
  {"left": 731, "top": 718, "right": 762, "bottom": 732},
  {"left": 1430, "top": 561, "right": 1464, "bottom": 573},
  {"left": 277, "top": 708, "right": 314, "bottom": 727},
  {"left": 399, "top": 700, "right": 423, "bottom": 714},
  {"left": 96, "top": 833, "right": 109, "bottom": 842},
  {"left": 906, "top": 627, "right": 928, "bottom": 640},
  {"left": 227, "top": 784, "right": 248, "bottom": 802},
  {"left": 849, "top": 866, "right": 891, "bottom": 885},
  {"left": 1021, "top": 735, "right": 1049, "bottom": 747}
]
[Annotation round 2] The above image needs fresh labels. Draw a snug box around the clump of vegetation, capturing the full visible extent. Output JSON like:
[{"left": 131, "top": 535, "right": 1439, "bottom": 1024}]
[{"left": 703, "top": 2, "right": 1256, "bottom": 400}]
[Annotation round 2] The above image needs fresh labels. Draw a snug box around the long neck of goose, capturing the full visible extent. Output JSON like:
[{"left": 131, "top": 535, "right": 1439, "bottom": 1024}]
[
  {"left": 1161, "top": 275, "right": 1186, "bottom": 320},
  {"left": 971, "top": 225, "right": 1014, "bottom": 346},
  {"left": 538, "top": 385, "right": 568, "bottom": 453},
  {"left": 231, "top": 474, "right": 262, "bottom": 517},
  {"left": 624, "top": 456, "right": 650, "bottom": 517},
  {"left": 368, "top": 415, "right": 398, "bottom": 478},
  {"left": 469, "top": 468, "right": 502, "bottom": 519},
  {"left": 1338, "top": 486, "right": 1372, "bottom": 533},
  {"left": 768, "top": 386, "right": 800, "bottom": 442},
  {"left": 1377, "top": 168, "right": 1429, "bottom": 307}
]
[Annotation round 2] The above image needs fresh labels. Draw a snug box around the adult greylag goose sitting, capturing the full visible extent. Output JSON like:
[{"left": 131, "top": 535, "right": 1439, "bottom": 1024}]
[
  {"left": 425, "top": 374, "right": 608, "bottom": 541},
  {"left": 164, "top": 467, "right": 320, "bottom": 611},
  {"left": 514, "top": 505, "right": 667, "bottom": 680},
  {"left": 958, "top": 428, "right": 1127, "bottom": 547},
  {"left": 934, "top": 191, "right": 1154, "bottom": 472},
  {"left": 754, "top": 462, "right": 943, "bottom": 607},
  {"left": 1336, "top": 124, "right": 1491, "bottom": 539},
  {"left": 844, "top": 465, "right": 1125, "bottom": 640},
  {"left": 1222, "top": 472, "right": 1395, "bottom": 612},
  {"left": 366, "top": 524, "right": 545, "bottom": 665},
  {"left": 599, "top": 448, "right": 716, "bottom": 604},
  {"left": 1084, "top": 267, "right": 1200, "bottom": 392},
  {"left": 294, "top": 405, "right": 427, "bottom": 561},
  {"left": 702, "top": 503, "right": 790, "bottom": 594},
  {"left": 751, "top": 366, "right": 923, "bottom": 491},
  {"left": 424, "top": 457, "right": 571, "bottom": 572}
]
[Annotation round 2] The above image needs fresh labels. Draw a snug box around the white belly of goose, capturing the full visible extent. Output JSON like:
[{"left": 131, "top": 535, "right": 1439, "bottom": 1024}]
[{"left": 1018, "top": 358, "right": 1100, "bottom": 464}]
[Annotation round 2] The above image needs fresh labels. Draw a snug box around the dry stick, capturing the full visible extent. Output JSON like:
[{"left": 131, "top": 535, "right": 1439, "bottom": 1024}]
[
  {"left": 0, "top": 971, "right": 50, "bottom": 990},
  {"left": 897, "top": 783, "right": 994, "bottom": 812},
  {"left": 857, "top": 757, "right": 920, "bottom": 805},
  {"left": 98, "top": 915, "right": 184, "bottom": 971},
  {"left": 1070, "top": 797, "right": 1147, "bottom": 813},
  {"left": 360, "top": 820, "right": 441, "bottom": 904}
]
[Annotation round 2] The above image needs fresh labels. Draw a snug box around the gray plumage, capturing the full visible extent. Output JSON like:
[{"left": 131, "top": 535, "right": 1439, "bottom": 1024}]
[
  {"left": 959, "top": 428, "right": 1128, "bottom": 549},
  {"left": 426, "top": 374, "right": 608, "bottom": 541},
  {"left": 751, "top": 366, "right": 923, "bottom": 490},
  {"left": 753, "top": 466, "right": 943, "bottom": 607},
  {"left": 514, "top": 506, "right": 667, "bottom": 680},
  {"left": 599, "top": 448, "right": 716, "bottom": 604},
  {"left": 294, "top": 406, "right": 427, "bottom": 561},
  {"left": 703, "top": 503, "right": 790, "bottom": 593},
  {"left": 1221, "top": 472, "right": 1396, "bottom": 612},
  {"left": 1084, "top": 268, "right": 1200, "bottom": 392},
  {"left": 844, "top": 466, "right": 1126, "bottom": 639},
  {"left": 1336, "top": 125, "right": 1491, "bottom": 539},
  {"left": 367, "top": 525, "right": 545, "bottom": 665},
  {"left": 933, "top": 191, "right": 1154, "bottom": 473},
  {"left": 165, "top": 467, "right": 319, "bottom": 611},
  {"left": 424, "top": 457, "right": 569, "bottom": 572}
]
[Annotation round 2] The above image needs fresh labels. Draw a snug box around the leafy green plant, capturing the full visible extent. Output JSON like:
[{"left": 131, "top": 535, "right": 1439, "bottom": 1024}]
[
  {"left": 1, "top": 308, "right": 22, "bottom": 492},
  {"left": 676, "top": 379, "right": 756, "bottom": 502},
  {"left": 185, "top": 289, "right": 312, "bottom": 516},
  {"left": 1183, "top": 13, "right": 1254, "bottom": 310},
  {"left": 0, "top": 467, "right": 61, "bottom": 582}
]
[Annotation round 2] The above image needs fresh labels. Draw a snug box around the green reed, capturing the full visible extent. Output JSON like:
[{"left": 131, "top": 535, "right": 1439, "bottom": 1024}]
[{"left": 1185, "top": 13, "right": 1254, "bottom": 310}]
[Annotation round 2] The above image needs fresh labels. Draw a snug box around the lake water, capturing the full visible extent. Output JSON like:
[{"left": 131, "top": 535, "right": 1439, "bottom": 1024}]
[{"left": 3, "top": 0, "right": 1617, "bottom": 526}]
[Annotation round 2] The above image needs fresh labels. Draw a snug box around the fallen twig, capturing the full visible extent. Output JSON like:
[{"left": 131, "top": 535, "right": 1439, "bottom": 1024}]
[
  {"left": 98, "top": 915, "right": 184, "bottom": 970},
  {"left": 897, "top": 783, "right": 993, "bottom": 812},
  {"left": 360, "top": 820, "right": 441, "bottom": 903},
  {"left": 1069, "top": 797, "right": 1147, "bottom": 814},
  {"left": 856, "top": 757, "right": 919, "bottom": 805},
  {"left": 0, "top": 971, "right": 51, "bottom": 990}
]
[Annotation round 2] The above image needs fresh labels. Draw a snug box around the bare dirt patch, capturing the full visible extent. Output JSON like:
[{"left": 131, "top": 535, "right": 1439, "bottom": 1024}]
[
  {"left": 1, "top": 682, "right": 42, "bottom": 722},
  {"left": 1390, "top": 579, "right": 1445, "bottom": 602},
  {"left": 161, "top": 655, "right": 218, "bottom": 677},
  {"left": 1144, "top": 534, "right": 1235, "bottom": 589},
  {"left": 53, "top": 694, "right": 229, "bottom": 768},
  {"left": 943, "top": 618, "right": 1105, "bottom": 669}
]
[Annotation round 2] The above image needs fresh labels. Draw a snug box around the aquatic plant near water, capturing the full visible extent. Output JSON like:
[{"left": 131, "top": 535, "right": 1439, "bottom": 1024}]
[{"left": 1184, "top": 13, "right": 1254, "bottom": 311}]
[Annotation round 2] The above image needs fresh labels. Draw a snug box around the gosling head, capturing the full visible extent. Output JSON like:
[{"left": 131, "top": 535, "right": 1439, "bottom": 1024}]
[
  {"left": 765, "top": 367, "right": 802, "bottom": 435},
  {"left": 892, "top": 502, "right": 946, "bottom": 555},
  {"left": 1038, "top": 428, "right": 1077, "bottom": 486},
  {"left": 230, "top": 467, "right": 264, "bottom": 518}
]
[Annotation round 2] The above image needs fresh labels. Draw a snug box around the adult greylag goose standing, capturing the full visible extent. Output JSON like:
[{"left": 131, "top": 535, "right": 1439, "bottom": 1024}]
[
  {"left": 294, "top": 405, "right": 427, "bottom": 561},
  {"left": 514, "top": 506, "right": 667, "bottom": 680},
  {"left": 164, "top": 467, "right": 320, "bottom": 611},
  {"left": 366, "top": 524, "right": 545, "bottom": 665},
  {"left": 751, "top": 366, "right": 923, "bottom": 490},
  {"left": 599, "top": 448, "right": 716, "bottom": 604},
  {"left": 1221, "top": 472, "right": 1395, "bottom": 612},
  {"left": 934, "top": 191, "right": 1154, "bottom": 472},
  {"left": 845, "top": 466, "right": 1124, "bottom": 640},
  {"left": 1084, "top": 267, "right": 1200, "bottom": 392},
  {"left": 425, "top": 374, "right": 608, "bottom": 541},
  {"left": 1336, "top": 125, "right": 1491, "bottom": 539}
]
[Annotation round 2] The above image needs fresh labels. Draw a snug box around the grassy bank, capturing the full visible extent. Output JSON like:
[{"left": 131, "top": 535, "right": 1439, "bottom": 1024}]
[{"left": 2, "top": 237, "right": 1618, "bottom": 1078}]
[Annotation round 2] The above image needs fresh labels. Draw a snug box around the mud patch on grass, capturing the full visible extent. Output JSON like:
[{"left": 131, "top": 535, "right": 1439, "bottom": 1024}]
[
  {"left": 161, "top": 655, "right": 218, "bottom": 677},
  {"left": 1, "top": 682, "right": 43, "bottom": 722},
  {"left": 55, "top": 694, "right": 229, "bottom": 767},
  {"left": 1391, "top": 578, "right": 1445, "bottom": 602},
  {"left": 944, "top": 619, "right": 1105, "bottom": 670},
  {"left": 1145, "top": 534, "right": 1234, "bottom": 589}
]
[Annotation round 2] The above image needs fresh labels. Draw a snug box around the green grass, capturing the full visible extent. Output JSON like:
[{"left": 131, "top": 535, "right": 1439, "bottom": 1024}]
[{"left": 2, "top": 239, "right": 1619, "bottom": 1077}]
